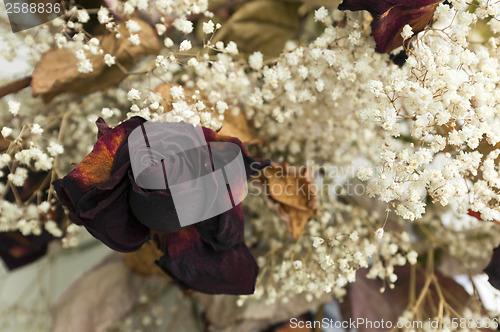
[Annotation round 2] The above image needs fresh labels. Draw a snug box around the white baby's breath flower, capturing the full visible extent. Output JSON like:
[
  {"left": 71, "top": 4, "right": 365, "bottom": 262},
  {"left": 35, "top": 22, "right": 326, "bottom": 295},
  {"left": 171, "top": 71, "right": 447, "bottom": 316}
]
[
  {"left": 127, "top": 88, "right": 141, "bottom": 101},
  {"left": 187, "top": 58, "right": 198, "bottom": 67},
  {"left": 153, "top": 23, "right": 165, "bottom": 36},
  {"left": 128, "top": 34, "right": 140, "bottom": 46},
  {"left": 401, "top": 24, "right": 413, "bottom": 39},
  {"left": 173, "top": 18, "right": 193, "bottom": 34},
  {"left": 249, "top": 51, "right": 263, "bottom": 70},
  {"left": 37, "top": 201, "right": 51, "bottom": 214},
  {"left": 203, "top": 20, "right": 215, "bottom": 34},
  {"left": 77, "top": 59, "right": 93, "bottom": 73},
  {"left": 226, "top": 41, "right": 238, "bottom": 55},
  {"left": 126, "top": 20, "right": 142, "bottom": 33},
  {"left": 104, "top": 54, "right": 115, "bottom": 66},
  {"left": 170, "top": 86, "right": 184, "bottom": 99},
  {"left": 31, "top": 123, "right": 43, "bottom": 135},
  {"left": 77, "top": 10, "right": 90, "bottom": 23},
  {"left": 164, "top": 38, "right": 174, "bottom": 48},
  {"left": 357, "top": 167, "right": 373, "bottom": 181},
  {"left": 179, "top": 40, "right": 192, "bottom": 51},
  {"left": 97, "top": 7, "right": 110, "bottom": 24},
  {"left": 407, "top": 251, "right": 418, "bottom": 265},
  {"left": 47, "top": 143, "right": 64, "bottom": 156},
  {"left": 1, "top": 127, "right": 12, "bottom": 138},
  {"left": 8, "top": 100, "right": 20, "bottom": 116},
  {"left": 101, "top": 107, "right": 114, "bottom": 118},
  {"left": 314, "top": 6, "right": 329, "bottom": 22},
  {"left": 216, "top": 100, "right": 229, "bottom": 114},
  {"left": 8, "top": 167, "right": 28, "bottom": 186}
]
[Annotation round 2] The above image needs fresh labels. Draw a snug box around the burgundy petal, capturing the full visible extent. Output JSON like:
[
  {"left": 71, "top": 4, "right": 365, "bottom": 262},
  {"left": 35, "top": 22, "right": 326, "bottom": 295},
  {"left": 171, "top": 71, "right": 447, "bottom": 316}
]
[
  {"left": 75, "top": 163, "right": 150, "bottom": 252},
  {"left": 372, "top": 3, "right": 439, "bottom": 53},
  {"left": 485, "top": 247, "right": 500, "bottom": 290},
  {"left": 338, "top": 0, "right": 440, "bottom": 53},
  {"left": 0, "top": 231, "right": 52, "bottom": 270},
  {"left": 195, "top": 204, "right": 245, "bottom": 251},
  {"left": 339, "top": 0, "right": 396, "bottom": 15},
  {"left": 339, "top": 0, "right": 440, "bottom": 14},
  {"left": 156, "top": 226, "right": 259, "bottom": 294},
  {"left": 53, "top": 117, "right": 148, "bottom": 252},
  {"left": 128, "top": 170, "right": 183, "bottom": 233},
  {"left": 96, "top": 117, "right": 112, "bottom": 138}
]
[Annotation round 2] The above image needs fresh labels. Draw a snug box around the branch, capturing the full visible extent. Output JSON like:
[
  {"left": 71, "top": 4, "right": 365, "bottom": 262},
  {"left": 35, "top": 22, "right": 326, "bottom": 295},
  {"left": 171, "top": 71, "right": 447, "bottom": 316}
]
[{"left": 0, "top": 76, "right": 32, "bottom": 98}]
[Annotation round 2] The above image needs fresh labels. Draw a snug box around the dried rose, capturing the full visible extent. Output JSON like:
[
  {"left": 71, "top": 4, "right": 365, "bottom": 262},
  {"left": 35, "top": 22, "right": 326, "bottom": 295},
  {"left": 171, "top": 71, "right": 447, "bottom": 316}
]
[
  {"left": 0, "top": 170, "right": 64, "bottom": 270},
  {"left": 53, "top": 117, "right": 269, "bottom": 294},
  {"left": 338, "top": 0, "right": 441, "bottom": 53}
]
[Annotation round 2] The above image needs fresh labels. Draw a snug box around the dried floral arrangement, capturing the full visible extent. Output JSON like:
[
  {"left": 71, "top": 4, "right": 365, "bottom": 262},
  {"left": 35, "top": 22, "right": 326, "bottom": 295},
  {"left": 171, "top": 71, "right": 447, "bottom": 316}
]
[{"left": 1, "top": 0, "right": 500, "bottom": 331}]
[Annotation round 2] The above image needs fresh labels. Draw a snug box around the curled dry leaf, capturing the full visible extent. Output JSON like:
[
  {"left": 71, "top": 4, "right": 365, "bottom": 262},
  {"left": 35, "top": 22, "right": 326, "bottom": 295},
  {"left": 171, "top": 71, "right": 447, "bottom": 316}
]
[
  {"left": 196, "top": 292, "right": 332, "bottom": 332},
  {"left": 123, "top": 240, "right": 166, "bottom": 277},
  {"left": 340, "top": 266, "right": 473, "bottom": 332},
  {"left": 155, "top": 83, "right": 261, "bottom": 144},
  {"left": 259, "top": 162, "right": 318, "bottom": 240},
  {"left": 218, "top": 110, "right": 261, "bottom": 145},
  {"left": 52, "top": 254, "right": 143, "bottom": 332},
  {"left": 213, "top": 0, "right": 301, "bottom": 58},
  {"left": 32, "top": 19, "right": 160, "bottom": 102}
]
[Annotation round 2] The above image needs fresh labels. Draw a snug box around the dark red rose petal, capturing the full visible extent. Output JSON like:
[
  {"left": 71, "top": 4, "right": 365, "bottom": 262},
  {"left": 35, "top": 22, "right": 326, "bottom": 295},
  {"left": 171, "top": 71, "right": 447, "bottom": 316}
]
[
  {"left": 156, "top": 226, "right": 259, "bottom": 294},
  {"left": 485, "top": 247, "right": 500, "bottom": 290},
  {"left": 53, "top": 116, "right": 146, "bottom": 200},
  {"left": 339, "top": 0, "right": 439, "bottom": 14},
  {"left": 53, "top": 117, "right": 148, "bottom": 251},
  {"left": 372, "top": 3, "right": 439, "bottom": 53},
  {"left": 75, "top": 163, "right": 150, "bottom": 252},
  {"left": 127, "top": 170, "right": 183, "bottom": 233},
  {"left": 338, "top": 0, "right": 440, "bottom": 53},
  {"left": 0, "top": 231, "right": 52, "bottom": 270},
  {"left": 96, "top": 117, "right": 112, "bottom": 138},
  {"left": 195, "top": 204, "right": 245, "bottom": 251}
]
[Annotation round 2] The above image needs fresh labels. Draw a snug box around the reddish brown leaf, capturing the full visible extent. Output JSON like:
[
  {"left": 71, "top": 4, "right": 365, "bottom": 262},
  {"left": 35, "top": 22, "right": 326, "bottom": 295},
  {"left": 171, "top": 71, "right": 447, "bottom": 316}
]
[{"left": 32, "top": 19, "right": 159, "bottom": 102}]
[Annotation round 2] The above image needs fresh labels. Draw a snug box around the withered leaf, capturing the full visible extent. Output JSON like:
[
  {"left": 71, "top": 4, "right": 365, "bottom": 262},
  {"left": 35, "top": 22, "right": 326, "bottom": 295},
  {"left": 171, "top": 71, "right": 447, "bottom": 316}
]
[
  {"left": 52, "top": 254, "right": 143, "bottom": 332},
  {"left": 299, "top": 0, "right": 340, "bottom": 16},
  {"left": 213, "top": 0, "right": 301, "bottom": 58},
  {"left": 218, "top": 110, "right": 261, "bottom": 145},
  {"left": 261, "top": 162, "right": 318, "bottom": 240},
  {"left": 196, "top": 292, "right": 332, "bottom": 332},
  {"left": 32, "top": 19, "right": 159, "bottom": 102},
  {"left": 123, "top": 241, "right": 166, "bottom": 277},
  {"left": 340, "top": 266, "right": 473, "bottom": 332}
]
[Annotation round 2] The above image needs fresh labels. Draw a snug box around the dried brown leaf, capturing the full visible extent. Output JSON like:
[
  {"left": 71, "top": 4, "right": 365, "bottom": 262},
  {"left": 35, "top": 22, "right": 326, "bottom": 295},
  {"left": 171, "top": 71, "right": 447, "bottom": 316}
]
[
  {"left": 213, "top": 0, "right": 301, "bottom": 58},
  {"left": 51, "top": 254, "right": 143, "bottom": 332},
  {"left": 123, "top": 241, "right": 166, "bottom": 277},
  {"left": 32, "top": 19, "right": 159, "bottom": 102},
  {"left": 261, "top": 162, "right": 318, "bottom": 240},
  {"left": 196, "top": 292, "right": 332, "bottom": 332},
  {"left": 218, "top": 110, "right": 261, "bottom": 145}
]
